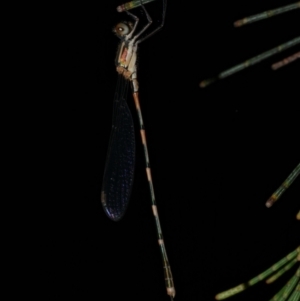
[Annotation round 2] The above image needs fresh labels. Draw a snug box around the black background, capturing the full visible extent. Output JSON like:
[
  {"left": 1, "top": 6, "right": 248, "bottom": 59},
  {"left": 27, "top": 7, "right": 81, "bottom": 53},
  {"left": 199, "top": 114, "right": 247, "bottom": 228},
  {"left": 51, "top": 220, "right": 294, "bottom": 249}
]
[{"left": 43, "top": 1, "right": 299, "bottom": 300}]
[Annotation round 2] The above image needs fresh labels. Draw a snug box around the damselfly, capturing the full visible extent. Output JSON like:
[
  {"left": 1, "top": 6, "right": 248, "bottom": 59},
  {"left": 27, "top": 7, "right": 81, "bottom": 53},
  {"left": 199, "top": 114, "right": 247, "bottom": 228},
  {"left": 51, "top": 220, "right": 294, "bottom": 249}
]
[{"left": 101, "top": 0, "right": 175, "bottom": 299}]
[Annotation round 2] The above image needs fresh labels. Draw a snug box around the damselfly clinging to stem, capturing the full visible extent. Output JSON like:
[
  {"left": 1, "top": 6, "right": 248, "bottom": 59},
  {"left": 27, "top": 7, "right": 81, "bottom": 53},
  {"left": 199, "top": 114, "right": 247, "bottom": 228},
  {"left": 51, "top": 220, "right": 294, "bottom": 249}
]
[{"left": 101, "top": 0, "right": 175, "bottom": 299}]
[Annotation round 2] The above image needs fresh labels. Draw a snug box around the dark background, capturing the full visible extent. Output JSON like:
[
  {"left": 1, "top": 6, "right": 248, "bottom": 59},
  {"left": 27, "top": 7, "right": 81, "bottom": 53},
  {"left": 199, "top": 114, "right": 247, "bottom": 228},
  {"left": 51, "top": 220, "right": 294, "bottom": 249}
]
[{"left": 44, "top": 0, "right": 299, "bottom": 300}]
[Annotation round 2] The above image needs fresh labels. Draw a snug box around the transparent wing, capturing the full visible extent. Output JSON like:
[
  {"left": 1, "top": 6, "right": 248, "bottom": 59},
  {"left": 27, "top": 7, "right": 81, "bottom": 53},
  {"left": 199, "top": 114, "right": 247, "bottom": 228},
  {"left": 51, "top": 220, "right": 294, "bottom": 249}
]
[{"left": 101, "top": 74, "right": 135, "bottom": 221}]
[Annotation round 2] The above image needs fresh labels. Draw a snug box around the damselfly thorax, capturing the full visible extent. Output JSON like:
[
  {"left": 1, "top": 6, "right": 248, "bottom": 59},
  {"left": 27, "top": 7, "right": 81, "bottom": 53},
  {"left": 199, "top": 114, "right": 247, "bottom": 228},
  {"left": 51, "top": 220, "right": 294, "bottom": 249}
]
[{"left": 114, "top": 21, "right": 139, "bottom": 91}]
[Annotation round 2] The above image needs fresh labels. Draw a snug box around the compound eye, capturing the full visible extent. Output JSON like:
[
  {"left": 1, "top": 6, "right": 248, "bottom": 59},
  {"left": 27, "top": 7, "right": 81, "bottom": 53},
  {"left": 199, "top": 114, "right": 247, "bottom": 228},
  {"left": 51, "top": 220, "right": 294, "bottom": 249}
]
[{"left": 113, "top": 23, "right": 130, "bottom": 37}]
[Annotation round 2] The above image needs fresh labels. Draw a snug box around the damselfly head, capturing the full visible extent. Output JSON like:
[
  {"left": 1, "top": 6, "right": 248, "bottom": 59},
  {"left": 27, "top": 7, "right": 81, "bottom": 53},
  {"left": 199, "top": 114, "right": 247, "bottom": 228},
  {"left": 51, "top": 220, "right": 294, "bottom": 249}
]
[{"left": 113, "top": 21, "right": 133, "bottom": 38}]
